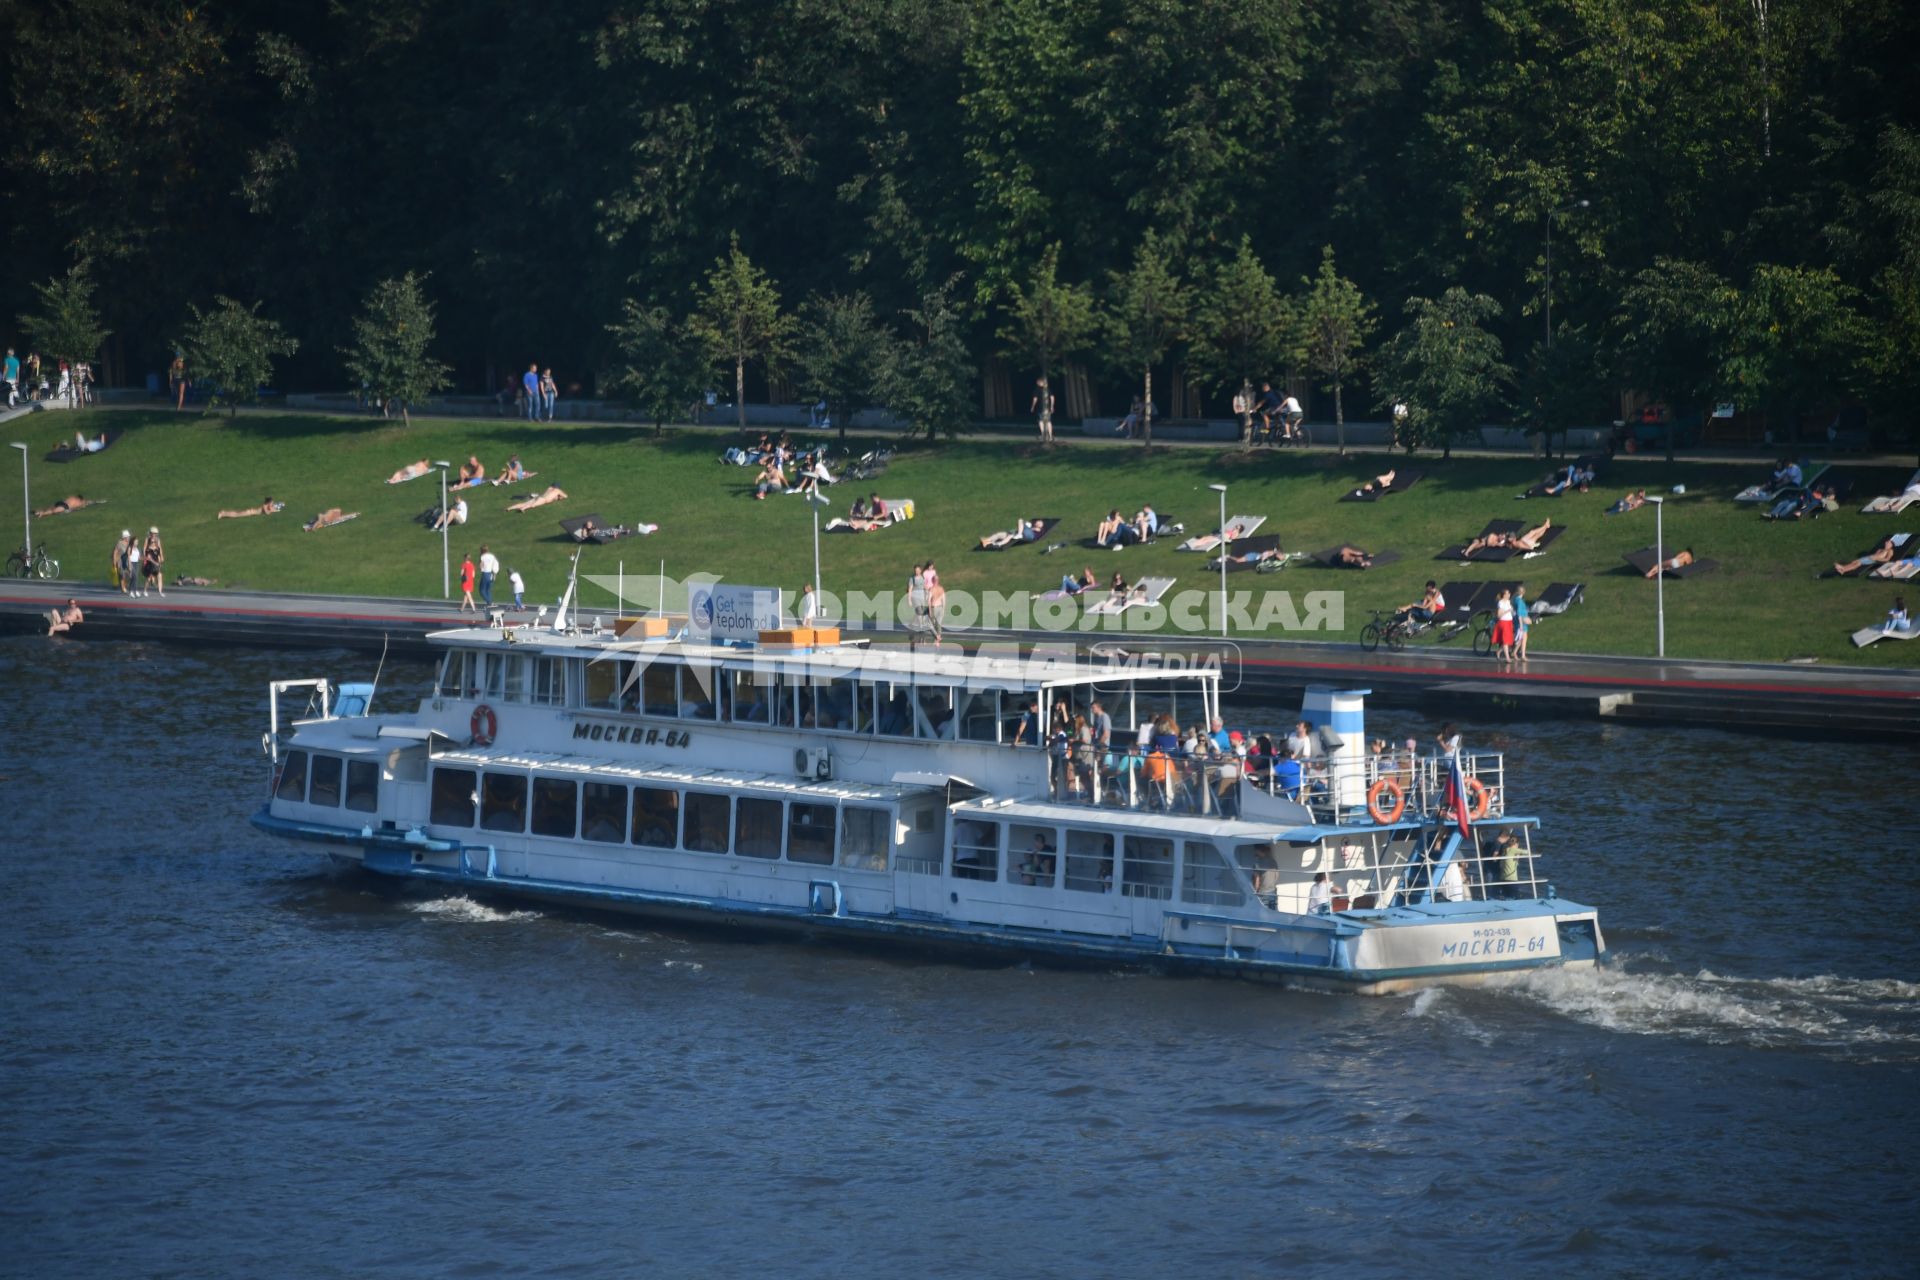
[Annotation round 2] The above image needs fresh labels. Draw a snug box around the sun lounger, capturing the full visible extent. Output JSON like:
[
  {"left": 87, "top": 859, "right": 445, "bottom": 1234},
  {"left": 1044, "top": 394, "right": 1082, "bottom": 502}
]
[
  {"left": 1308, "top": 544, "right": 1401, "bottom": 569},
  {"left": 1736, "top": 463, "right": 1829, "bottom": 504},
  {"left": 1340, "top": 469, "right": 1424, "bottom": 503},
  {"left": 1860, "top": 470, "right": 1920, "bottom": 514},
  {"left": 1528, "top": 582, "right": 1585, "bottom": 616},
  {"left": 1438, "top": 520, "right": 1565, "bottom": 562},
  {"left": 46, "top": 429, "right": 124, "bottom": 463},
  {"left": 1177, "top": 515, "right": 1266, "bottom": 552},
  {"left": 1084, "top": 576, "right": 1176, "bottom": 617},
  {"left": 976, "top": 516, "right": 1064, "bottom": 550},
  {"left": 1435, "top": 580, "right": 1519, "bottom": 626},
  {"left": 1852, "top": 623, "right": 1920, "bottom": 647},
  {"left": 1622, "top": 546, "right": 1718, "bottom": 578}
]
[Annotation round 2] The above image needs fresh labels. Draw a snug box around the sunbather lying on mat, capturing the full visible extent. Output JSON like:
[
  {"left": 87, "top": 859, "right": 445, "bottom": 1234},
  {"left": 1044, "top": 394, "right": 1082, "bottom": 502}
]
[
  {"left": 430, "top": 498, "right": 469, "bottom": 530},
  {"left": 1768, "top": 481, "right": 1836, "bottom": 520},
  {"left": 1348, "top": 469, "right": 1396, "bottom": 499},
  {"left": 1180, "top": 519, "right": 1258, "bottom": 552},
  {"left": 1220, "top": 546, "right": 1286, "bottom": 568},
  {"left": 1607, "top": 489, "right": 1648, "bottom": 515},
  {"left": 1644, "top": 548, "right": 1695, "bottom": 578},
  {"left": 34, "top": 494, "right": 98, "bottom": 517},
  {"left": 217, "top": 497, "right": 284, "bottom": 519},
  {"left": 387, "top": 458, "right": 432, "bottom": 484},
  {"left": 981, "top": 518, "right": 1041, "bottom": 549},
  {"left": 1058, "top": 567, "right": 1097, "bottom": 595},
  {"left": 1464, "top": 517, "right": 1552, "bottom": 557},
  {"left": 1330, "top": 546, "right": 1373, "bottom": 568},
  {"left": 1835, "top": 535, "right": 1908, "bottom": 577},
  {"left": 73, "top": 431, "right": 109, "bottom": 453},
  {"left": 305, "top": 508, "right": 358, "bottom": 531},
  {"left": 508, "top": 485, "right": 568, "bottom": 512},
  {"left": 1541, "top": 463, "right": 1596, "bottom": 496}
]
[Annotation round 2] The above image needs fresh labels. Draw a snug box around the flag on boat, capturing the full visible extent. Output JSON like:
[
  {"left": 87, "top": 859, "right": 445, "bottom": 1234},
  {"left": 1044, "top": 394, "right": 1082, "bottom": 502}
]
[{"left": 1444, "top": 751, "right": 1471, "bottom": 839}]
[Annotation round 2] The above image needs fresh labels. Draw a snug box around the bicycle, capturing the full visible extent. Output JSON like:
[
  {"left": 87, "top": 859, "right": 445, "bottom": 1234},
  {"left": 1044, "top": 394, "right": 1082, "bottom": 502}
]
[
  {"left": 6, "top": 540, "right": 60, "bottom": 580},
  {"left": 1359, "top": 609, "right": 1412, "bottom": 652}
]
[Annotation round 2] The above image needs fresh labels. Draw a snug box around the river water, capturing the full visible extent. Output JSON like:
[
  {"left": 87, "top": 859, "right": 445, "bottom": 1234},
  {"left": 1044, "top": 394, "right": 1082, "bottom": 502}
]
[{"left": 2, "top": 638, "right": 1916, "bottom": 1279}]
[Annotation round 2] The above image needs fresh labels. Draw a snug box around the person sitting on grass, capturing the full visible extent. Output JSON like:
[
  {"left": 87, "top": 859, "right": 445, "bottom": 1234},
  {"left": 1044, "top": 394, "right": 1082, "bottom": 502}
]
[
  {"left": 455, "top": 455, "right": 487, "bottom": 487},
  {"left": 752, "top": 457, "right": 787, "bottom": 500},
  {"left": 1887, "top": 597, "right": 1911, "bottom": 633},
  {"left": 387, "top": 458, "right": 432, "bottom": 484},
  {"left": 1644, "top": 548, "right": 1696, "bottom": 578},
  {"left": 1058, "top": 566, "right": 1097, "bottom": 595},
  {"left": 1464, "top": 517, "right": 1553, "bottom": 558},
  {"left": 980, "top": 518, "right": 1040, "bottom": 549},
  {"left": 34, "top": 494, "right": 98, "bottom": 517},
  {"left": 1394, "top": 581, "right": 1447, "bottom": 627},
  {"left": 507, "top": 485, "right": 568, "bottom": 512},
  {"left": 45, "top": 599, "right": 84, "bottom": 636},
  {"left": 490, "top": 454, "right": 530, "bottom": 485},
  {"left": 304, "top": 508, "right": 358, "bottom": 531},
  {"left": 430, "top": 497, "right": 469, "bottom": 531},
  {"left": 217, "top": 496, "right": 284, "bottom": 519},
  {"left": 1105, "top": 571, "right": 1132, "bottom": 606},
  {"left": 1606, "top": 489, "right": 1649, "bottom": 515},
  {"left": 1834, "top": 535, "right": 1908, "bottom": 577},
  {"left": 792, "top": 453, "right": 837, "bottom": 496},
  {"left": 1348, "top": 469, "right": 1396, "bottom": 499},
  {"left": 1097, "top": 510, "right": 1140, "bottom": 549}
]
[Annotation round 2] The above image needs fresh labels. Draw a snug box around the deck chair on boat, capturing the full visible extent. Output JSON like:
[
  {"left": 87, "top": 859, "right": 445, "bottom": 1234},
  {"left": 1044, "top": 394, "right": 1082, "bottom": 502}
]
[
  {"left": 1177, "top": 515, "right": 1266, "bottom": 552},
  {"left": 45, "top": 429, "right": 124, "bottom": 463},
  {"left": 1085, "top": 576, "right": 1176, "bottom": 617},
  {"left": 1527, "top": 582, "right": 1585, "bottom": 616},
  {"left": 1340, "top": 469, "right": 1425, "bottom": 503},
  {"left": 1308, "top": 544, "right": 1401, "bottom": 570},
  {"left": 1621, "top": 546, "right": 1718, "bottom": 578}
]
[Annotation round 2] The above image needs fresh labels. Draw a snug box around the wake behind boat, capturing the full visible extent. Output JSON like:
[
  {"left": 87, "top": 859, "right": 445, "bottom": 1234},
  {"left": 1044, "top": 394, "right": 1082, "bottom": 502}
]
[{"left": 250, "top": 585, "right": 1604, "bottom": 995}]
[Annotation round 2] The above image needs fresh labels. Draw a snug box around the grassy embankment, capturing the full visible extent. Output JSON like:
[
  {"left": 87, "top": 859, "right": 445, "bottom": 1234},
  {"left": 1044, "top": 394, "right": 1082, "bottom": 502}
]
[{"left": 7, "top": 408, "right": 1916, "bottom": 666}]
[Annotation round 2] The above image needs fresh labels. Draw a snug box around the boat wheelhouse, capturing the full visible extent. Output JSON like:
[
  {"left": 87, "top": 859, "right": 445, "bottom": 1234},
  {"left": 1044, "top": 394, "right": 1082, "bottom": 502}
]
[{"left": 252, "top": 619, "right": 1603, "bottom": 993}]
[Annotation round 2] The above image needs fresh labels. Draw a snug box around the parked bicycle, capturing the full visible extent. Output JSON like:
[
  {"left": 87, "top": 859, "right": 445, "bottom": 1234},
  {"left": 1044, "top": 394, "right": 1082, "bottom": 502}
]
[{"left": 6, "top": 540, "right": 60, "bottom": 580}]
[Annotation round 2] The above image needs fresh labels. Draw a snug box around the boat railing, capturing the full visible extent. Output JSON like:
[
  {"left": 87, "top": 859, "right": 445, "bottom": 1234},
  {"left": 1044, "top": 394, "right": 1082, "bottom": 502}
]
[
  {"left": 1031, "top": 747, "right": 1507, "bottom": 826},
  {"left": 896, "top": 854, "right": 941, "bottom": 877},
  {"left": 1243, "top": 825, "right": 1547, "bottom": 913}
]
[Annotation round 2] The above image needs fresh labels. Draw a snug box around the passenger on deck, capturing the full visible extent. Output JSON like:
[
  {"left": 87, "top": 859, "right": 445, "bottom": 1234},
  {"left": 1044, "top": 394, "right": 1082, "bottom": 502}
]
[
  {"left": 387, "top": 458, "right": 432, "bottom": 484},
  {"left": 217, "top": 497, "right": 283, "bottom": 519},
  {"left": 508, "top": 485, "right": 568, "bottom": 512},
  {"left": 34, "top": 494, "right": 97, "bottom": 517},
  {"left": 1394, "top": 581, "right": 1446, "bottom": 626},
  {"left": 1491, "top": 831, "right": 1524, "bottom": 898},
  {"left": 1643, "top": 548, "right": 1695, "bottom": 578},
  {"left": 1307, "top": 872, "right": 1332, "bottom": 913},
  {"left": 1436, "top": 856, "right": 1471, "bottom": 902},
  {"left": 1835, "top": 535, "right": 1907, "bottom": 577},
  {"left": 1271, "top": 746, "right": 1303, "bottom": 800},
  {"left": 1606, "top": 489, "right": 1649, "bottom": 515},
  {"left": 1349, "top": 469, "right": 1396, "bottom": 498}
]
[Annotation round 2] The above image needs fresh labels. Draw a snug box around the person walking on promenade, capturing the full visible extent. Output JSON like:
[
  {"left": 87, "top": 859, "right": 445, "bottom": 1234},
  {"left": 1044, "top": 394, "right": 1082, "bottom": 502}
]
[
  {"left": 540, "top": 368, "right": 558, "bottom": 422},
  {"left": 1031, "top": 376, "right": 1054, "bottom": 445},
  {"left": 1513, "top": 585, "right": 1532, "bottom": 661},
  {"left": 509, "top": 568, "right": 526, "bottom": 609},
  {"left": 459, "top": 552, "right": 478, "bottom": 613},
  {"left": 4, "top": 348, "right": 18, "bottom": 406},
  {"left": 478, "top": 544, "right": 499, "bottom": 607},
  {"left": 142, "top": 527, "right": 166, "bottom": 597},
  {"left": 522, "top": 363, "right": 540, "bottom": 421},
  {"left": 110, "top": 530, "right": 131, "bottom": 593},
  {"left": 123, "top": 530, "right": 143, "bottom": 596}
]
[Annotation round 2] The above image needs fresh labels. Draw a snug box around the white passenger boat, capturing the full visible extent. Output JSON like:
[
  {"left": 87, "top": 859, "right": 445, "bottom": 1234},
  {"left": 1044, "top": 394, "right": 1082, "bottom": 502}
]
[{"left": 251, "top": 603, "right": 1604, "bottom": 994}]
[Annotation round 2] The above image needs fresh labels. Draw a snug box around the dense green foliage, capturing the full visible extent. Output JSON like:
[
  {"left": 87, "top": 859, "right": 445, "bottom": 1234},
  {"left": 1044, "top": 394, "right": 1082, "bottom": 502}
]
[
  {"left": 176, "top": 296, "right": 299, "bottom": 416},
  {"left": 4, "top": 0, "right": 1916, "bottom": 437},
  {"left": 339, "top": 273, "right": 451, "bottom": 425}
]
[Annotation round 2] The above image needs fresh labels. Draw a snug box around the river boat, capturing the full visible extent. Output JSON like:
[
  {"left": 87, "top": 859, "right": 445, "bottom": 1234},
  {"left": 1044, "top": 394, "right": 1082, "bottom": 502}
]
[{"left": 251, "top": 599, "right": 1604, "bottom": 994}]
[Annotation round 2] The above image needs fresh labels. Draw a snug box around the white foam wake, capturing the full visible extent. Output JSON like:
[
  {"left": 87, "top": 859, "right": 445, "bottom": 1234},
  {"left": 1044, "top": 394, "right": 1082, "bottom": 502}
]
[{"left": 408, "top": 895, "right": 540, "bottom": 924}]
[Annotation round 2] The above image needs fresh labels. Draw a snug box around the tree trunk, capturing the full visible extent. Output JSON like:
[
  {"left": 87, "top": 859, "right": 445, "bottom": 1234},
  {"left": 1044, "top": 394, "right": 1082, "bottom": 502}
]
[
  {"left": 1142, "top": 365, "right": 1153, "bottom": 449},
  {"left": 1334, "top": 378, "right": 1346, "bottom": 456},
  {"left": 401, "top": 404, "right": 411, "bottom": 427},
  {"left": 735, "top": 356, "right": 746, "bottom": 428}
]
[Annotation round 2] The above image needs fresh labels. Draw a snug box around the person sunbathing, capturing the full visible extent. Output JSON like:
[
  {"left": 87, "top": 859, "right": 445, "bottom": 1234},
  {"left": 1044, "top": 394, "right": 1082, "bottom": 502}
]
[
  {"left": 387, "top": 458, "right": 432, "bottom": 484},
  {"left": 1221, "top": 546, "right": 1285, "bottom": 568},
  {"left": 1464, "top": 518, "right": 1552, "bottom": 557},
  {"left": 305, "top": 508, "right": 358, "bottom": 531},
  {"left": 1097, "top": 510, "right": 1140, "bottom": 548},
  {"left": 1607, "top": 489, "right": 1649, "bottom": 515},
  {"left": 826, "top": 511, "right": 887, "bottom": 532},
  {"left": 1059, "top": 566, "right": 1097, "bottom": 595},
  {"left": 1541, "top": 463, "right": 1595, "bottom": 496},
  {"left": 980, "top": 518, "right": 1039, "bottom": 549},
  {"left": 430, "top": 498, "right": 469, "bottom": 530},
  {"left": 1106, "top": 572, "right": 1131, "bottom": 605},
  {"left": 174, "top": 575, "right": 216, "bottom": 586},
  {"left": 46, "top": 599, "right": 84, "bottom": 635},
  {"left": 1769, "top": 481, "right": 1836, "bottom": 520},
  {"left": 1835, "top": 536, "right": 1906, "bottom": 577},
  {"left": 1331, "top": 545, "right": 1373, "bottom": 568},
  {"left": 753, "top": 459, "right": 787, "bottom": 500},
  {"left": 73, "top": 431, "right": 110, "bottom": 453},
  {"left": 34, "top": 494, "right": 97, "bottom": 517},
  {"left": 1349, "top": 469, "right": 1396, "bottom": 498},
  {"left": 1644, "top": 548, "right": 1695, "bottom": 578},
  {"left": 217, "top": 497, "right": 284, "bottom": 519},
  {"left": 456, "top": 455, "right": 486, "bottom": 487},
  {"left": 490, "top": 454, "right": 530, "bottom": 485},
  {"left": 508, "top": 485, "right": 568, "bottom": 512}
]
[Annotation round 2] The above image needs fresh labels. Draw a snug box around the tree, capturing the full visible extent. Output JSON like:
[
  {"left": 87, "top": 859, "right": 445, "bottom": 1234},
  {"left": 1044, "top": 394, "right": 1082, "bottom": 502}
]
[
  {"left": 18, "top": 262, "right": 111, "bottom": 374},
  {"left": 339, "top": 272, "right": 450, "bottom": 425},
  {"left": 1191, "top": 237, "right": 1287, "bottom": 445},
  {"left": 795, "top": 292, "right": 898, "bottom": 441},
  {"left": 884, "top": 275, "right": 975, "bottom": 443},
  {"left": 1296, "top": 245, "right": 1376, "bottom": 455},
  {"left": 999, "top": 242, "right": 1097, "bottom": 417},
  {"left": 1515, "top": 326, "right": 1604, "bottom": 459},
  {"left": 1720, "top": 264, "right": 1870, "bottom": 445},
  {"left": 1612, "top": 260, "right": 1736, "bottom": 462},
  {"left": 1372, "top": 287, "right": 1511, "bottom": 458},
  {"left": 176, "top": 297, "right": 299, "bottom": 417},
  {"left": 604, "top": 300, "right": 710, "bottom": 433},
  {"left": 1102, "top": 230, "right": 1191, "bottom": 449},
  {"left": 689, "top": 235, "right": 793, "bottom": 428}
]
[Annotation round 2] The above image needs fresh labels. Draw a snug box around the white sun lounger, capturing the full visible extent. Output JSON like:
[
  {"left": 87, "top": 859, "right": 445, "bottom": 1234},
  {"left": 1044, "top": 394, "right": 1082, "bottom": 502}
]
[
  {"left": 1177, "top": 515, "right": 1267, "bottom": 552},
  {"left": 1084, "top": 576, "right": 1176, "bottom": 617},
  {"left": 1736, "top": 463, "right": 1829, "bottom": 504},
  {"left": 1860, "top": 470, "right": 1920, "bottom": 514},
  {"left": 1852, "top": 623, "right": 1920, "bottom": 648}
]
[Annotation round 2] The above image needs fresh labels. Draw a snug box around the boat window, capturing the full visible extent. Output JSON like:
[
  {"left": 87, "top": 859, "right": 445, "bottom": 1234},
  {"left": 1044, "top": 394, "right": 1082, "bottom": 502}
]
[
  {"left": 809, "top": 677, "right": 859, "bottom": 732},
  {"left": 735, "top": 797, "right": 783, "bottom": 858},
  {"left": 531, "top": 657, "right": 565, "bottom": 706},
  {"left": 951, "top": 817, "right": 998, "bottom": 881},
  {"left": 275, "top": 750, "right": 309, "bottom": 803},
  {"left": 1122, "top": 835, "right": 1174, "bottom": 900},
  {"left": 478, "top": 653, "right": 503, "bottom": 698},
  {"left": 873, "top": 683, "right": 912, "bottom": 736},
  {"left": 1180, "top": 841, "right": 1245, "bottom": 907},
  {"left": 679, "top": 666, "right": 718, "bottom": 721},
  {"left": 435, "top": 651, "right": 458, "bottom": 696},
  {"left": 1063, "top": 829, "right": 1115, "bottom": 894},
  {"left": 631, "top": 786, "right": 680, "bottom": 848},
  {"left": 308, "top": 754, "right": 342, "bottom": 807},
  {"left": 839, "top": 806, "right": 890, "bottom": 870},
  {"left": 1233, "top": 843, "right": 1284, "bottom": 905},
  {"left": 915, "top": 685, "right": 955, "bottom": 739},
  {"left": 772, "top": 672, "right": 796, "bottom": 726},
  {"left": 956, "top": 689, "right": 1000, "bottom": 742},
  {"left": 531, "top": 777, "right": 576, "bottom": 838},
  {"left": 788, "top": 803, "right": 835, "bottom": 865},
  {"left": 583, "top": 658, "right": 621, "bottom": 709},
  {"left": 1008, "top": 823, "right": 1057, "bottom": 888},
  {"left": 481, "top": 772, "right": 527, "bottom": 833},
  {"left": 641, "top": 662, "right": 678, "bottom": 716},
  {"left": 729, "top": 669, "right": 772, "bottom": 724},
  {"left": 581, "top": 781, "right": 627, "bottom": 844},
  {"left": 683, "top": 791, "right": 730, "bottom": 853},
  {"left": 345, "top": 759, "right": 379, "bottom": 812},
  {"left": 430, "top": 767, "right": 476, "bottom": 827},
  {"left": 501, "top": 655, "right": 530, "bottom": 704}
]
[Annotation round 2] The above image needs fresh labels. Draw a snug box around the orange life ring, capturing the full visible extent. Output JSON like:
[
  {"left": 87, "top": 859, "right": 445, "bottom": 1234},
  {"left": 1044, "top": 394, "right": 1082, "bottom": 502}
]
[
  {"left": 1465, "top": 776, "right": 1491, "bottom": 819},
  {"left": 1367, "top": 778, "right": 1406, "bottom": 824},
  {"left": 470, "top": 704, "right": 498, "bottom": 746}
]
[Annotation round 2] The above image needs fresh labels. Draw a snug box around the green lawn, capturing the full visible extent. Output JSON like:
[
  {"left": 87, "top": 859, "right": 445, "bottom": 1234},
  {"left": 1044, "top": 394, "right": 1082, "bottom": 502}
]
[{"left": 7, "top": 408, "right": 1916, "bottom": 666}]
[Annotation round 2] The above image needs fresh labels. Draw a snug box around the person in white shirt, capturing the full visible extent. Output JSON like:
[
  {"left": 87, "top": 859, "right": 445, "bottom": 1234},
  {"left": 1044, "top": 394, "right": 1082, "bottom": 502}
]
[
  {"left": 799, "top": 583, "right": 818, "bottom": 625},
  {"left": 1438, "top": 857, "right": 1470, "bottom": 902},
  {"left": 1493, "top": 588, "right": 1515, "bottom": 661},
  {"left": 477, "top": 545, "right": 501, "bottom": 607},
  {"left": 1888, "top": 597, "right": 1911, "bottom": 633},
  {"left": 431, "top": 498, "right": 468, "bottom": 531},
  {"left": 1278, "top": 393, "right": 1304, "bottom": 441},
  {"left": 1306, "top": 871, "right": 1332, "bottom": 914},
  {"left": 508, "top": 569, "right": 526, "bottom": 609}
]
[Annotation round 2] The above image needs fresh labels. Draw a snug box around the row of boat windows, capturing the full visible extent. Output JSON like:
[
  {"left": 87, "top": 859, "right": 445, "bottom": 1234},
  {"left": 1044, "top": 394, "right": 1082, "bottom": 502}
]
[
  {"left": 427, "top": 766, "right": 896, "bottom": 868},
  {"left": 950, "top": 817, "right": 1249, "bottom": 907},
  {"left": 438, "top": 650, "right": 1082, "bottom": 743},
  {"left": 276, "top": 751, "right": 380, "bottom": 812}
]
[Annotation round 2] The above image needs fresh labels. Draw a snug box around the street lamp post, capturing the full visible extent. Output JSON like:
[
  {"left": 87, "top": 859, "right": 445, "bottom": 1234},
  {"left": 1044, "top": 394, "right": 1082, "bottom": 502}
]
[
  {"left": 1209, "top": 483, "right": 1228, "bottom": 640},
  {"left": 1544, "top": 198, "right": 1589, "bottom": 347},
  {"left": 9, "top": 443, "right": 27, "bottom": 569},
  {"left": 433, "top": 460, "right": 452, "bottom": 599},
  {"left": 806, "top": 488, "right": 828, "bottom": 620},
  {"left": 1648, "top": 495, "right": 1666, "bottom": 657}
]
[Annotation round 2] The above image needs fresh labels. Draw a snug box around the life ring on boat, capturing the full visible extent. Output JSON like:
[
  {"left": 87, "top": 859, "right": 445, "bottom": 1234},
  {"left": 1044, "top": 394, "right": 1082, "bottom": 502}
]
[
  {"left": 470, "top": 704, "right": 498, "bottom": 746},
  {"left": 1366, "top": 778, "right": 1406, "bottom": 824},
  {"left": 1465, "top": 777, "right": 1491, "bottom": 820}
]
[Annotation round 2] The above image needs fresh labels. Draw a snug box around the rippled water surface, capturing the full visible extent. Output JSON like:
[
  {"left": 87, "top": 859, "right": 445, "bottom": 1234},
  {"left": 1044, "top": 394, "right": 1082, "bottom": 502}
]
[{"left": 3, "top": 638, "right": 1917, "bottom": 1278}]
